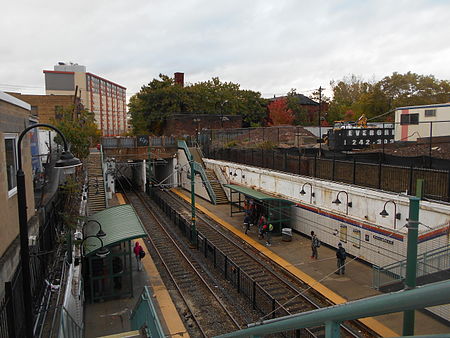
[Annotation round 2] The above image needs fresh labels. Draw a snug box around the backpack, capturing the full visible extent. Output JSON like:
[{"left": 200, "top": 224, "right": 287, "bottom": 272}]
[
  {"left": 139, "top": 248, "right": 145, "bottom": 259},
  {"left": 338, "top": 248, "right": 346, "bottom": 260},
  {"left": 268, "top": 224, "right": 274, "bottom": 232},
  {"left": 313, "top": 236, "right": 321, "bottom": 248}
]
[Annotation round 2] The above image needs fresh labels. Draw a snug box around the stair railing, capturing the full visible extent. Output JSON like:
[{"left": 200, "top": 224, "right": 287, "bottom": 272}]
[
  {"left": 178, "top": 140, "right": 217, "bottom": 204},
  {"left": 130, "top": 286, "right": 165, "bottom": 337},
  {"left": 373, "top": 243, "right": 450, "bottom": 290}
]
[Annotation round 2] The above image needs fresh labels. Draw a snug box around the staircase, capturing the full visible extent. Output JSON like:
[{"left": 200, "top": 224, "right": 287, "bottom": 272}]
[
  {"left": 86, "top": 151, "right": 107, "bottom": 215},
  {"left": 205, "top": 168, "right": 228, "bottom": 204}
]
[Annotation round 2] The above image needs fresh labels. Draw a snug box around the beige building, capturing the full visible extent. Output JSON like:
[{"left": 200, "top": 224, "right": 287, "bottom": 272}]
[
  {"left": 44, "top": 63, "right": 127, "bottom": 136},
  {"left": 395, "top": 103, "right": 450, "bottom": 141},
  {"left": 0, "top": 91, "right": 36, "bottom": 288}
]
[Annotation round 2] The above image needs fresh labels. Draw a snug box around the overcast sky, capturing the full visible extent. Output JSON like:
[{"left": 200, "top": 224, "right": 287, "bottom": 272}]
[{"left": 1, "top": 0, "right": 449, "bottom": 100}]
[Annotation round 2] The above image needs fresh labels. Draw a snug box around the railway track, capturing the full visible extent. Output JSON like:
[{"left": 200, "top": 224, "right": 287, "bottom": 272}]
[
  {"left": 147, "top": 188, "right": 378, "bottom": 338},
  {"left": 123, "top": 191, "right": 242, "bottom": 337}
]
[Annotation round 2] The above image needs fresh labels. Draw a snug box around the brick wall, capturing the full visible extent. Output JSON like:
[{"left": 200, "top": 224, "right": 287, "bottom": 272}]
[
  {"left": 8, "top": 93, "right": 76, "bottom": 124},
  {"left": 164, "top": 114, "right": 242, "bottom": 136}
]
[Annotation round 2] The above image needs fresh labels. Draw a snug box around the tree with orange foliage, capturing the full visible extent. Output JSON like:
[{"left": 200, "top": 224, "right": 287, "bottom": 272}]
[{"left": 267, "top": 99, "right": 294, "bottom": 126}]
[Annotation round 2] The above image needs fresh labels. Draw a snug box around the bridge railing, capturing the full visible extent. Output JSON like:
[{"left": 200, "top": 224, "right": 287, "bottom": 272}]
[{"left": 101, "top": 136, "right": 177, "bottom": 148}]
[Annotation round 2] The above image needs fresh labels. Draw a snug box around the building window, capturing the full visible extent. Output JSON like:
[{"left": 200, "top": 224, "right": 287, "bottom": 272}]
[
  {"left": 31, "top": 106, "right": 38, "bottom": 116},
  {"left": 424, "top": 109, "right": 436, "bottom": 117},
  {"left": 5, "top": 135, "right": 18, "bottom": 197},
  {"left": 400, "top": 113, "right": 419, "bottom": 125}
]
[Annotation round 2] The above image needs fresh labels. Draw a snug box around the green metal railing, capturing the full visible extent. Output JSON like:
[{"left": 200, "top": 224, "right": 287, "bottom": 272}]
[
  {"left": 58, "top": 306, "right": 83, "bottom": 338},
  {"left": 373, "top": 243, "right": 450, "bottom": 290},
  {"left": 130, "top": 286, "right": 165, "bottom": 337},
  {"left": 215, "top": 280, "right": 450, "bottom": 338},
  {"left": 178, "top": 140, "right": 217, "bottom": 204}
]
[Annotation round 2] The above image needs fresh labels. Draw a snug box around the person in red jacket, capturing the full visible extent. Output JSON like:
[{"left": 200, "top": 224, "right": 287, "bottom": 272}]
[{"left": 133, "top": 242, "right": 144, "bottom": 271}]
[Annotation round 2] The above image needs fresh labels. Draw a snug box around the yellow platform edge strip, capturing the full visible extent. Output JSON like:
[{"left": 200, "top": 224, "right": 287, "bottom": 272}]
[
  {"left": 116, "top": 193, "right": 189, "bottom": 338},
  {"left": 172, "top": 189, "right": 397, "bottom": 338}
]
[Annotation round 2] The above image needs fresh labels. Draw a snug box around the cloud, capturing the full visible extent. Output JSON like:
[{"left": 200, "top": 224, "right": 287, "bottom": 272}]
[{"left": 1, "top": 0, "right": 449, "bottom": 100}]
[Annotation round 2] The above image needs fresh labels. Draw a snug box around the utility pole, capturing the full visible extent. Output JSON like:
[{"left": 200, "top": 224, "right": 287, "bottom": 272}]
[
  {"left": 190, "top": 154, "right": 196, "bottom": 246},
  {"left": 318, "top": 86, "right": 323, "bottom": 153}
]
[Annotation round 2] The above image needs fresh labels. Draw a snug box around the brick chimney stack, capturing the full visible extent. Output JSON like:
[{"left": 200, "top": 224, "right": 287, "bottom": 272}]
[{"left": 174, "top": 72, "right": 184, "bottom": 87}]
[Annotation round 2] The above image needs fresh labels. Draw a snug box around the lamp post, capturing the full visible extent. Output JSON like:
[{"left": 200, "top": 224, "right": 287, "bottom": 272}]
[
  {"left": 81, "top": 235, "right": 110, "bottom": 258},
  {"left": 220, "top": 99, "right": 229, "bottom": 128},
  {"left": 300, "top": 182, "right": 315, "bottom": 204},
  {"left": 84, "top": 219, "right": 106, "bottom": 237},
  {"left": 332, "top": 191, "right": 352, "bottom": 215},
  {"left": 379, "top": 200, "right": 401, "bottom": 229},
  {"left": 17, "top": 123, "right": 81, "bottom": 338}
]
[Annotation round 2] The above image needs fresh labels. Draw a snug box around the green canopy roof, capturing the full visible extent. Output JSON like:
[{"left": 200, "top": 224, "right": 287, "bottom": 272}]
[
  {"left": 84, "top": 204, "right": 147, "bottom": 256},
  {"left": 223, "top": 184, "right": 295, "bottom": 204}
]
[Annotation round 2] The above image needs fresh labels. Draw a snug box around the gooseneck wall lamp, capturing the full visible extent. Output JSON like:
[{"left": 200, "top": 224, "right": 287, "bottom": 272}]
[
  {"left": 81, "top": 235, "right": 110, "bottom": 258},
  {"left": 300, "top": 182, "right": 315, "bottom": 204},
  {"left": 380, "top": 200, "right": 401, "bottom": 229},
  {"left": 332, "top": 190, "right": 352, "bottom": 215},
  {"left": 17, "top": 123, "right": 81, "bottom": 338},
  {"left": 84, "top": 219, "right": 106, "bottom": 237}
]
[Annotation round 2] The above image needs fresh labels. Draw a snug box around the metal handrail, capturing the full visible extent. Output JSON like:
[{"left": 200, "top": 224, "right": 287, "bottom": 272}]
[
  {"left": 215, "top": 280, "right": 450, "bottom": 338},
  {"left": 178, "top": 140, "right": 217, "bottom": 204}
]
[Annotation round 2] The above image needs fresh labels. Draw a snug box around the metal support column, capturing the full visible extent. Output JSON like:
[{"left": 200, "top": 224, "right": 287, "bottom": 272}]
[{"left": 402, "top": 196, "right": 420, "bottom": 335}]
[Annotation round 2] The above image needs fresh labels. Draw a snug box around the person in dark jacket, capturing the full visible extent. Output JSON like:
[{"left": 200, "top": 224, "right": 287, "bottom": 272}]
[
  {"left": 335, "top": 243, "right": 347, "bottom": 275},
  {"left": 310, "top": 231, "right": 320, "bottom": 259}
]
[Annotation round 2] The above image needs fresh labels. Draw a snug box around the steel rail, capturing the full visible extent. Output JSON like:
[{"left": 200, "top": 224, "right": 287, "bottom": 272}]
[{"left": 123, "top": 190, "right": 241, "bottom": 336}]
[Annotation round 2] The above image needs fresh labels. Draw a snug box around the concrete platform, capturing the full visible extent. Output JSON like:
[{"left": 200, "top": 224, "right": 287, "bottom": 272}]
[
  {"left": 173, "top": 188, "right": 450, "bottom": 337},
  {"left": 84, "top": 194, "right": 188, "bottom": 338}
]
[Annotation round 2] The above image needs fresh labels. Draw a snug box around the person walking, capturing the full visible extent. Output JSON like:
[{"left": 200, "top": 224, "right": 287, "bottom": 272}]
[
  {"left": 335, "top": 243, "right": 347, "bottom": 275},
  {"left": 310, "top": 231, "right": 320, "bottom": 259},
  {"left": 133, "top": 241, "right": 144, "bottom": 271}
]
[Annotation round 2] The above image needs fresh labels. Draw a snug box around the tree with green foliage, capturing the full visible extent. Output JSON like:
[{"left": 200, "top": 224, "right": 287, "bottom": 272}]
[
  {"left": 51, "top": 106, "right": 101, "bottom": 160},
  {"left": 128, "top": 74, "right": 268, "bottom": 134}
]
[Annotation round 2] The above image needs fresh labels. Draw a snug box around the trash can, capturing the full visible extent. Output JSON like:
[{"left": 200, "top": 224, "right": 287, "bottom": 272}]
[{"left": 282, "top": 228, "right": 292, "bottom": 242}]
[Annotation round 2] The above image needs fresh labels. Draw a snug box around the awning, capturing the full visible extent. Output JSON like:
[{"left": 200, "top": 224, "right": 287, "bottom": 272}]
[
  {"left": 223, "top": 184, "right": 295, "bottom": 204},
  {"left": 84, "top": 204, "right": 147, "bottom": 256}
]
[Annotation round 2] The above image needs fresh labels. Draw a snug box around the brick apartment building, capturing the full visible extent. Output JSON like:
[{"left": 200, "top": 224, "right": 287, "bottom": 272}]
[
  {"left": 7, "top": 92, "right": 80, "bottom": 125},
  {"left": 44, "top": 63, "right": 127, "bottom": 136}
]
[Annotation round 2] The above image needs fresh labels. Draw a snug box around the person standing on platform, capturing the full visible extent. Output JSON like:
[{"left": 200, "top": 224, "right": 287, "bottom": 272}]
[
  {"left": 265, "top": 223, "right": 273, "bottom": 246},
  {"left": 257, "top": 214, "right": 267, "bottom": 239},
  {"left": 243, "top": 214, "right": 252, "bottom": 234},
  {"left": 335, "top": 243, "right": 347, "bottom": 275},
  {"left": 134, "top": 241, "right": 144, "bottom": 271},
  {"left": 310, "top": 231, "right": 320, "bottom": 259}
]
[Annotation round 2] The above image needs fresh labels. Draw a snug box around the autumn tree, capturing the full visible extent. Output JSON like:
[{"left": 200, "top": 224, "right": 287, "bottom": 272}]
[
  {"left": 328, "top": 72, "right": 450, "bottom": 124},
  {"left": 51, "top": 106, "right": 101, "bottom": 160},
  {"left": 267, "top": 99, "right": 294, "bottom": 126}
]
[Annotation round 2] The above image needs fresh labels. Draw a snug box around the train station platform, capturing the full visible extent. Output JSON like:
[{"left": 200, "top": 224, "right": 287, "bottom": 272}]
[
  {"left": 173, "top": 188, "right": 450, "bottom": 337},
  {"left": 84, "top": 194, "right": 188, "bottom": 338}
]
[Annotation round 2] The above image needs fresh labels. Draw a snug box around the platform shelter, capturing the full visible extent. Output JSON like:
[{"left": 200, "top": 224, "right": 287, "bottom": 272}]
[
  {"left": 223, "top": 184, "right": 294, "bottom": 234},
  {"left": 82, "top": 204, "right": 147, "bottom": 303}
]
